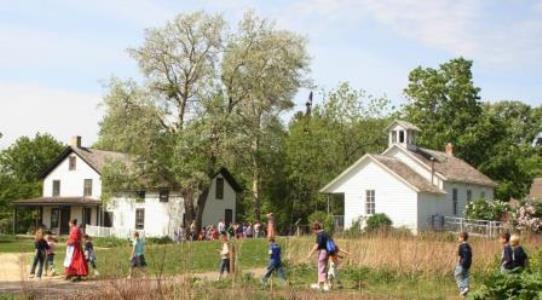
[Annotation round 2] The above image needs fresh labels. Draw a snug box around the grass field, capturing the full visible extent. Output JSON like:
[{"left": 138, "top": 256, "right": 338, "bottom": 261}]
[{"left": 1, "top": 232, "right": 540, "bottom": 299}]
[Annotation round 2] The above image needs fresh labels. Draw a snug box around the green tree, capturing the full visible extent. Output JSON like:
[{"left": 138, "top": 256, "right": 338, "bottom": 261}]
[
  {"left": 283, "top": 83, "right": 392, "bottom": 226},
  {"left": 404, "top": 57, "right": 483, "bottom": 161},
  {"left": 0, "top": 133, "right": 64, "bottom": 214}
]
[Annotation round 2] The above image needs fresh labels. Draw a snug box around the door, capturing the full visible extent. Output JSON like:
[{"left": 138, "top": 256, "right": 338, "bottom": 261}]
[
  {"left": 225, "top": 209, "right": 233, "bottom": 226},
  {"left": 60, "top": 206, "right": 71, "bottom": 235}
]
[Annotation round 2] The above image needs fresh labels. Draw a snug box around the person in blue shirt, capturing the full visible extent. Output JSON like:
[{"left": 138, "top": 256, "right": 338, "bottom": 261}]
[
  {"left": 261, "top": 237, "right": 286, "bottom": 285},
  {"left": 128, "top": 231, "right": 146, "bottom": 279}
]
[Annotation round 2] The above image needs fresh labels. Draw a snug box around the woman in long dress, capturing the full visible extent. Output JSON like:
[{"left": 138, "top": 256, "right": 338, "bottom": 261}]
[{"left": 64, "top": 219, "right": 88, "bottom": 281}]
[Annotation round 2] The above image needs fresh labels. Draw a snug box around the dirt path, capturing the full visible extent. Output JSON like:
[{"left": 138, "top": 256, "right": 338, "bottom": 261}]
[{"left": 0, "top": 252, "right": 267, "bottom": 298}]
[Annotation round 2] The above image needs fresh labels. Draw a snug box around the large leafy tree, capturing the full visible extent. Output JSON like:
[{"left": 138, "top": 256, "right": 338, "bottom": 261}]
[
  {"left": 0, "top": 134, "right": 64, "bottom": 214},
  {"left": 404, "top": 57, "right": 483, "bottom": 161},
  {"left": 283, "top": 83, "right": 392, "bottom": 226}
]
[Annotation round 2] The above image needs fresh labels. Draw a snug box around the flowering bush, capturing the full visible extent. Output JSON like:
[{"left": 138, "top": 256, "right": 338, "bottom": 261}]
[
  {"left": 514, "top": 202, "right": 542, "bottom": 232},
  {"left": 465, "top": 199, "right": 509, "bottom": 221}
]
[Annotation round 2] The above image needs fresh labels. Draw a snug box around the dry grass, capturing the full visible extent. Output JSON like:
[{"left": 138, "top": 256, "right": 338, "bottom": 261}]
[{"left": 284, "top": 232, "right": 542, "bottom": 277}]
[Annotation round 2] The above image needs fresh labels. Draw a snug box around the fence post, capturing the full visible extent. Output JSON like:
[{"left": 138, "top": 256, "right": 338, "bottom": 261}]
[{"left": 460, "top": 218, "right": 463, "bottom": 232}]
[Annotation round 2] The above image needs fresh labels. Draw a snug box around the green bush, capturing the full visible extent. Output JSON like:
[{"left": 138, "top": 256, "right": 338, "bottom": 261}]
[
  {"left": 92, "top": 236, "right": 130, "bottom": 248},
  {"left": 307, "top": 211, "right": 335, "bottom": 233},
  {"left": 469, "top": 271, "right": 542, "bottom": 300},
  {"left": 465, "top": 199, "right": 508, "bottom": 221},
  {"left": 365, "top": 213, "right": 392, "bottom": 232},
  {"left": 147, "top": 236, "right": 173, "bottom": 244}
]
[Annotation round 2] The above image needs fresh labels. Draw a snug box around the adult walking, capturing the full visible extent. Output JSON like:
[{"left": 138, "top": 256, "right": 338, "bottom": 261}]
[
  {"left": 307, "top": 222, "right": 330, "bottom": 291},
  {"left": 63, "top": 219, "right": 88, "bottom": 281}
]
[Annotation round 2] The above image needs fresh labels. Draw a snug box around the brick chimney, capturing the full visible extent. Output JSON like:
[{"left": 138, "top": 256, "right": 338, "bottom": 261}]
[
  {"left": 70, "top": 136, "right": 82, "bottom": 148},
  {"left": 445, "top": 142, "right": 454, "bottom": 156}
]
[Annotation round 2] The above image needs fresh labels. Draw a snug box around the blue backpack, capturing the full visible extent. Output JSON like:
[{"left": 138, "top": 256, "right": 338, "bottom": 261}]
[{"left": 326, "top": 238, "right": 337, "bottom": 255}]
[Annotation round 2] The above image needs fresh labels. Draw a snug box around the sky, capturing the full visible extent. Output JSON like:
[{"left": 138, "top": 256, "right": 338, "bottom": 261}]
[{"left": 1, "top": 0, "right": 541, "bottom": 149}]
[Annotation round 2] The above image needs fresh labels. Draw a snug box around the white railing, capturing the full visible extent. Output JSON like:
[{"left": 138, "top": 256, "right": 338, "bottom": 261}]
[
  {"left": 85, "top": 225, "right": 144, "bottom": 239},
  {"left": 434, "top": 216, "right": 507, "bottom": 238}
]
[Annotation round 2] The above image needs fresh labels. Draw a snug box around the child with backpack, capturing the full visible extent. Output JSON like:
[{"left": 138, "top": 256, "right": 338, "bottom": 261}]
[
  {"left": 261, "top": 237, "right": 286, "bottom": 285},
  {"left": 83, "top": 234, "right": 99, "bottom": 276},
  {"left": 307, "top": 222, "right": 331, "bottom": 292},
  {"left": 44, "top": 232, "right": 57, "bottom": 276}
]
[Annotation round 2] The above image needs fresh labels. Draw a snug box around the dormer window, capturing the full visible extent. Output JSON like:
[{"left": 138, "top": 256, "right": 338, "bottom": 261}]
[
  {"left": 399, "top": 131, "right": 405, "bottom": 143},
  {"left": 69, "top": 156, "right": 76, "bottom": 171}
]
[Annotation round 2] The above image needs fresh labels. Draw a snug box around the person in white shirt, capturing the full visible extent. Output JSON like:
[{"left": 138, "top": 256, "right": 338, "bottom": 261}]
[{"left": 218, "top": 219, "right": 226, "bottom": 234}]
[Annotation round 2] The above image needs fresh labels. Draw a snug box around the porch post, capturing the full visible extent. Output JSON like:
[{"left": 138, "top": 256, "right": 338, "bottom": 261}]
[{"left": 13, "top": 207, "right": 17, "bottom": 234}]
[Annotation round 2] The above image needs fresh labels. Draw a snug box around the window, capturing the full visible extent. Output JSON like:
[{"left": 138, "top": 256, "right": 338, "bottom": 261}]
[
  {"left": 135, "top": 208, "right": 145, "bottom": 229},
  {"left": 69, "top": 156, "right": 76, "bottom": 170},
  {"left": 159, "top": 189, "right": 169, "bottom": 202},
  {"left": 467, "top": 190, "right": 472, "bottom": 203},
  {"left": 83, "top": 179, "right": 92, "bottom": 196},
  {"left": 365, "top": 190, "right": 375, "bottom": 215},
  {"left": 216, "top": 178, "right": 224, "bottom": 200},
  {"left": 391, "top": 131, "right": 397, "bottom": 143},
  {"left": 83, "top": 207, "right": 92, "bottom": 225},
  {"left": 399, "top": 131, "right": 405, "bottom": 143},
  {"left": 452, "top": 188, "right": 458, "bottom": 216},
  {"left": 480, "top": 191, "right": 486, "bottom": 199},
  {"left": 52, "top": 180, "right": 61, "bottom": 196},
  {"left": 136, "top": 191, "right": 145, "bottom": 203},
  {"left": 51, "top": 208, "right": 60, "bottom": 228}
]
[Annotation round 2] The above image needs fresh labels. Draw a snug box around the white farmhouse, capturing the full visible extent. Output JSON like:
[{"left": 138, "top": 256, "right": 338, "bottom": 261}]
[
  {"left": 13, "top": 136, "right": 241, "bottom": 237},
  {"left": 321, "top": 120, "right": 497, "bottom": 232}
]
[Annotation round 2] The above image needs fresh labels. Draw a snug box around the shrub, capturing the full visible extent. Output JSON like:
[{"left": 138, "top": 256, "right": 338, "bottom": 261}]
[
  {"left": 342, "top": 218, "right": 363, "bottom": 238},
  {"left": 514, "top": 202, "right": 542, "bottom": 232},
  {"left": 92, "top": 236, "right": 130, "bottom": 248},
  {"left": 470, "top": 271, "right": 542, "bottom": 300},
  {"left": 465, "top": 199, "right": 508, "bottom": 221},
  {"left": 307, "top": 211, "right": 335, "bottom": 233},
  {"left": 147, "top": 236, "right": 174, "bottom": 244},
  {"left": 365, "top": 213, "right": 392, "bottom": 232}
]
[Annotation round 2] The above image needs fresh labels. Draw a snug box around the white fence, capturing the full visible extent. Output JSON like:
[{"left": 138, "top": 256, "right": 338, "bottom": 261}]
[
  {"left": 433, "top": 215, "right": 507, "bottom": 238},
  {"left": 85, "top": 225, "right": 144, "bottom": 239}
]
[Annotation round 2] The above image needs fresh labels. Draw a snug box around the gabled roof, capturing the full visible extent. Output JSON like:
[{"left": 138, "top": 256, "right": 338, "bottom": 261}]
[
  {"left": 214, "top": 167, "right": 243, "bottom": 192},
  {"left": 406, "top": 147, "right": 497, "bottom": 187},
  {"left": 39, "top": 146, "right": 133, "bottom": 178},
  {"left": 39, "top": 146, "right": 243, "bottom": 192},
  {"left": 320, "top": 154, "right": 444, "bottom": 194},
  {"left": 384, "top": 120, "right": 421, "bottom": 132}
]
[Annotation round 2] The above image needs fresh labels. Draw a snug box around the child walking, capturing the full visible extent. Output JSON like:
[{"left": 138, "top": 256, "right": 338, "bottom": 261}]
[
  {"left": 454, "top": 231, "right": 472, "bottom": 297},
  {"left": 261, "top": 238, "right": 286, "bottom": 285},
  {"left": 44, "top": 232, "right": 57, "bottom": 276},
  {"left": 29, "top": 228, "right": 49, "bottom": 279},
  {"left": 510, "top": 233, "right": 528, "bottom": 270},
  {"left": 218, "top": 233, "right": 231, "bottom": 280},
  {"left": 327, "top": 242, "right": 350, "bottom": 289},
  {"left": 83, "top": 235, "right": 99, "bottom": 276},
  {"left": 499, "top": 232, "right": 514, "bottom": 273},
  {"left": 128, "top": 231, "right": 146, "bottom": 279}
]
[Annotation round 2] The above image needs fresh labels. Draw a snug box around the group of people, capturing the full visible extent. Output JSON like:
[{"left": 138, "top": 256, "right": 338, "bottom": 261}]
[
  {"left": 175, "top": 220, "right": 267, "bottom": 242},
  {"left": 29, "top": 218, "right": 142, "bottom": 281},
  {"left": 454, "top": 231, "right": 529, "bottom": 297}
]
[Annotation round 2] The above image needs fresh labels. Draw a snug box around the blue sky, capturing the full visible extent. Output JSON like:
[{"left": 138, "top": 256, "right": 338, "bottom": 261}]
[{"left": 1, "top": 0, "right": 541, "bottom": 148}]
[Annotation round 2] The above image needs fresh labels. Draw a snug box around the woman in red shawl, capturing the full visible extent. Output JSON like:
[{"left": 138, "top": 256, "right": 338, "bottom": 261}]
[{"left": 64, "top": 219, "right": 88, "bottom": 281}]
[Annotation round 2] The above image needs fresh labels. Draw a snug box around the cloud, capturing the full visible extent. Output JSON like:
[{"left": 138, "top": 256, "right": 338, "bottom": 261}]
[
  {"left": 0, "top": 82, "right": 102, "bottom": 149},
  {"left": 280, "top": 0, "right": 542, "bottom": 69}
]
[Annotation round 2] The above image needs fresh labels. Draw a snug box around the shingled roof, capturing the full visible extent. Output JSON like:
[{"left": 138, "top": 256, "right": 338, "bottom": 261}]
[
  {"left": 529, "top": 178, "right": 542, "bottom": 200},
  {"left": 372, "top": 155, "right": 444, "bottom": 194},
  {"left": 407, "top": 147, "right": 497, "bottom": 187}
]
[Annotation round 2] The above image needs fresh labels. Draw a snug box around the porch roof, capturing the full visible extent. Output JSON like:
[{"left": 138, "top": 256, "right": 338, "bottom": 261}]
[{"left": 13, "top": 197, "right": 101, "bottom": 206}]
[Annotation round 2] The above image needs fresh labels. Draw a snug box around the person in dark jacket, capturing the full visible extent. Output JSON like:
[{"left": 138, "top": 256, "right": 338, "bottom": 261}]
[
  {"left": 29, "top": 228, "right": 49, "bottom": 279},
  {"left": 454, "top": 231, "right": 472, "bottom": 297},
  {"left": 510, "top": 234, "right": 528, "bottom": 270},
  {"left": 499, "top": 232, "right": 514, "bottom": 273}
]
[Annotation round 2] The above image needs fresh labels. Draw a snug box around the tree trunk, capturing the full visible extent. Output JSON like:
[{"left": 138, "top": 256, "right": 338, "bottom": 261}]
[
  {"left": 183, "top": 188, "right": 196, "bottom": 228},
  {"left": 195, "top": 187, "right": 209, "bottom": 232},
  {"left": 252, "top": 136, "right": 261, "bottom": 222}
]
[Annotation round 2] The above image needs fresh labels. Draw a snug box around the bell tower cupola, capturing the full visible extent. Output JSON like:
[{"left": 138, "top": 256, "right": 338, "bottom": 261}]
[{"left": 385, "top": 120, "right": 421, "bottom": 150}]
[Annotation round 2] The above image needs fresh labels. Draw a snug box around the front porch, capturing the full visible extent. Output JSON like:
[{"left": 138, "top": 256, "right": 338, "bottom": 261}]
[{"left": 12, "top": 197, "right": 105, "bottom": 235}]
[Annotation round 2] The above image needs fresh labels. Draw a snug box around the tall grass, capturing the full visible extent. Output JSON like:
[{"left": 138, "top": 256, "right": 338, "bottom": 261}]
[{"left": 283, "top": 231, "right": 542, "bottom": 278}]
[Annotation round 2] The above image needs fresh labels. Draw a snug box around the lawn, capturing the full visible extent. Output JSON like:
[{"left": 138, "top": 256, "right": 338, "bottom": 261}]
[{"left": 2, "top": 233, "right": 540, "bottom": 299}]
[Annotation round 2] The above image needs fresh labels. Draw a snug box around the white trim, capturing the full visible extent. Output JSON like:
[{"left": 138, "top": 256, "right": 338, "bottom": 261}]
[{"left": 320, "top": 154, "right": 371, "bottom": 192}]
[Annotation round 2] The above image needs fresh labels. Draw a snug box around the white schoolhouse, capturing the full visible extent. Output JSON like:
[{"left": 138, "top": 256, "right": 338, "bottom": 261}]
[
  {"left": 13, "top": 136, "right": 241, "bottom": 237},
  {"left": 321, "top": 120, "right": 497, "bottom": 233}
]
